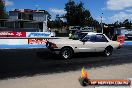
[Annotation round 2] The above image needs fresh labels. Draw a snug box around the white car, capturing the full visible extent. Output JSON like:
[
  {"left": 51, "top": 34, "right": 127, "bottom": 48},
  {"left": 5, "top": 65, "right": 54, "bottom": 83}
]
[{"left": 46, "top": 32, "right": 121, "bottom": 59}]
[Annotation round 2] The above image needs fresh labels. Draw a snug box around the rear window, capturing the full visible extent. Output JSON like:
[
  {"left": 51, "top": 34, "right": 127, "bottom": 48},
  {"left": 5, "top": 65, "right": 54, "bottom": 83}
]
[{"left": 95, "top": 34, "right": 108, "bottom": 42}]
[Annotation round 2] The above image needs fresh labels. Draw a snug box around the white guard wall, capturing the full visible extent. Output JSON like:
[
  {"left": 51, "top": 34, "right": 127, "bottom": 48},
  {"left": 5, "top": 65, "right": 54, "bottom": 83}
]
[{"left": 0, "top": 39, "right": 28, "bottom": 45}]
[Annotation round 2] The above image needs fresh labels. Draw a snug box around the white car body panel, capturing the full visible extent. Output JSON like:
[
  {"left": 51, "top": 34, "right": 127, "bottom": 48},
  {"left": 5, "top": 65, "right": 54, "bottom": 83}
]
[{"left": 48, "top": 32, "right": 120, "bottom": 53}]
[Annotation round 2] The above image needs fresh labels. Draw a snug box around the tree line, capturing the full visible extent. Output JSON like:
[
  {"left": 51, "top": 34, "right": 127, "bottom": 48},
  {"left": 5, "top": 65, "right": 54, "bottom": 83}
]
[
  {"left": 48, "top": 0, "right": 132, "bottom": 29},
  {"left": 48, "top": 0, "right": 100, "bottom": 29},
  {"left": 113, "top": 19, "right": 132, "bottom": 29}
]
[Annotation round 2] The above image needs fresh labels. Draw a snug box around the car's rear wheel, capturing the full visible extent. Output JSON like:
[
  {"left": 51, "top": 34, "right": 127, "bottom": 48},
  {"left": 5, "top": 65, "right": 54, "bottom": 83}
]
[
  {"left": 104, "top": 46, "right": 113, "bottom": 57},
  {"left": 60, "top": 47, "right": 73, "bottom": 59}
]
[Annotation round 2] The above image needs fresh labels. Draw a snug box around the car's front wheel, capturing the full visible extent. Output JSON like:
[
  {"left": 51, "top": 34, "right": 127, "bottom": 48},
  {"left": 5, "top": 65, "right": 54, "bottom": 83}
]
[
  {"left": 60, "top": 47, "right": 73, "bottom": 59},
  {"left": 103, "top": 46, "right": 113, "bottom": 57}
]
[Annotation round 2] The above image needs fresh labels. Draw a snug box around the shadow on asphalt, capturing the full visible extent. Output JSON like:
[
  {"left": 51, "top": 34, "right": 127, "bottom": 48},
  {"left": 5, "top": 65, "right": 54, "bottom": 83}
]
[{"left": 0, "top": 46, "right": 132, "bottom": 79}]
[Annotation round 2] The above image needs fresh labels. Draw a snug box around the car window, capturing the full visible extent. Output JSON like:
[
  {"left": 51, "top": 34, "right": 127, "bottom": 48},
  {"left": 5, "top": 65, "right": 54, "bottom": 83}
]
[
  {"left": 82, "top": 34, "right": 96, "bottom": 42},
  {"left": 89, "top": 35, "right": 96, "bottom": 42},
  {"left": 95, "top": 34, "right": 108, "bottom": 42},
  {"left": 82, "top": 35, "right": 90, "bottom": 41}
]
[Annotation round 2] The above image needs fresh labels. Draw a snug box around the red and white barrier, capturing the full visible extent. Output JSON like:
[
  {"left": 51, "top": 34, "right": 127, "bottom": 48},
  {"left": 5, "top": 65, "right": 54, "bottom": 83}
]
[
  {"left": 0, "top": 32, "right": 55, "bottom": 49},
  {"left": 0, "top": 32, "right": 26, "bottom": 37},
  {"left": 0, "top": 32, "right": 55, "bottom": 38}
]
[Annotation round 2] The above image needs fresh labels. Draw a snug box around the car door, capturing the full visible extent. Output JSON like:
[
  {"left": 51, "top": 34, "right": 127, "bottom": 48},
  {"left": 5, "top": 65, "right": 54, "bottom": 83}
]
[
  {"left": 94, "top": 34, "right": 109, "bottom": 52},
  {"left": 78, "top": 34, "right": 96, "bottom": 52}
]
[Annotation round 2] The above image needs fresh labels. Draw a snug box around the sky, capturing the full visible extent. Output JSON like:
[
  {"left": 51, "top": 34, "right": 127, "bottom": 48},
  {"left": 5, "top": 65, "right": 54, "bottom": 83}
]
[{"left": 4, "top": 0, "right": 132, "bottom": 24}]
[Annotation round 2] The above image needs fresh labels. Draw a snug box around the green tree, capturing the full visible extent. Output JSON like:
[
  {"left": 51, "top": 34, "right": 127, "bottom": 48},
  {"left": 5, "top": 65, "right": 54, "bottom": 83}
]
[
  {"left": 64, "top": 0, "right": 99, "bottom": 27},
  {"left": 65, "top": 0, "right": 76, "bottom": 26},
  {"left": 75, "top": 2, "right": 84, "bottom": 26},
  {"left": 123, "top": 19, "right": 131, "bottom": 29},
  {"left": 114, "top": 21, "right": 120, "bottom": 28},
  {"left": 48, "top": 15, "right": 63, "bottom": 29},
  {"left": 0, "top": 0, "right": 7, "bottom": 19},
  {"left": 54, "top": 15, "right": 63, "bottom": 28}
]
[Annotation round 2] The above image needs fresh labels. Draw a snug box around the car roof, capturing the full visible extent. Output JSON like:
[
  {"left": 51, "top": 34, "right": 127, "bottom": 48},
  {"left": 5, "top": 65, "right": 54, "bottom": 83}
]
[{"left": 81, "top": 32, "right": 103, "bottom": 35}]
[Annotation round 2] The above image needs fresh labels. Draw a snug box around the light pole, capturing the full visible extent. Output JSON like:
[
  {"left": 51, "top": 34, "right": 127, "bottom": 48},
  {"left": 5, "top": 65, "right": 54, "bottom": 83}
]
[{"left": 101, "top": 13, "right": 103, "bottom": 33}]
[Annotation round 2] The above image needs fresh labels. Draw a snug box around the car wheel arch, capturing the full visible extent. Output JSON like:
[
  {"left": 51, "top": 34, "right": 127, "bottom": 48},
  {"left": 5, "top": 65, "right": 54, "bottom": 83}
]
[
  {"left": 60, "top": 46, "right": 74, "bottom": 59},
  {"left": 106, "top": 45, "right": 113, "bottom": 50},
  {"left": 61, "top": 46, "right": 74, "bottom": 53}
]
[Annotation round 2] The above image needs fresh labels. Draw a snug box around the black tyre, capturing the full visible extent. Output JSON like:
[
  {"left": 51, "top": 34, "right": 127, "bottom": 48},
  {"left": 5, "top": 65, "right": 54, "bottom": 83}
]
[
  {"left": 60, "top": 47, "right": 73, "bottom": 59},
  {"left": 104, "top": 46, "right": 113, "bottom": 57}
]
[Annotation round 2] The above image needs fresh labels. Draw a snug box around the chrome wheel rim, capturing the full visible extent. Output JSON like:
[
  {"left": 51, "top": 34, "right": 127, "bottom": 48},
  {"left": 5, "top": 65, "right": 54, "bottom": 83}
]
[
  {"left": 62, "top": 49, "right": 71, "bottom": 59},
  {"left": 106, "top": 49, "right": 110, "bottom": 56}
]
